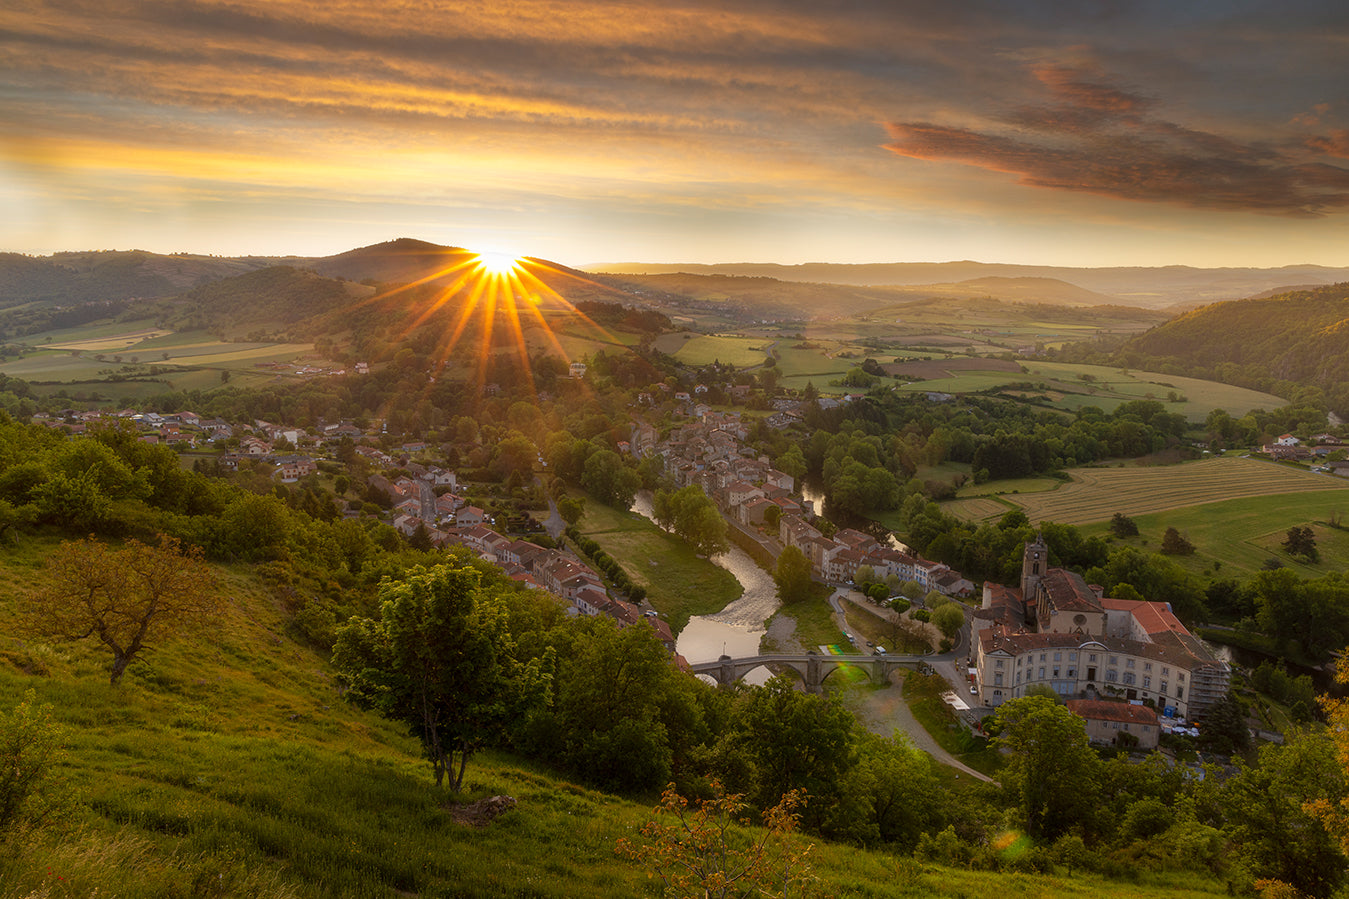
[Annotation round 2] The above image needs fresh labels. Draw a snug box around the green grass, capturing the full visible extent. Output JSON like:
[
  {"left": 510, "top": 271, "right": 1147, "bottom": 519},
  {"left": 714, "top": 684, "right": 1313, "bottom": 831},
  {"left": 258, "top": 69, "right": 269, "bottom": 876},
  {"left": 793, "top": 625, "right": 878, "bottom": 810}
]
[
  {"left": 1084, "top": 493, "right": 1349, "bottom": 577},
  {"left": 1006, "top": 456, "right": 1348, "bottom": 527},
  {"left": 576, "top": 498, "right": 742, "bottom": 635},
  {"left": 765, "top": 582, "right": 846, "bottom": 652},
  {"left": 901, "top": 672, "right": 1002, "bottom": 777},
  {"left": 0, "top": 531, "right": 1233, "bottom": 898},
  {"left": 840, "top": 600, "right": 932, "bottom": 654},
  {"left": 650, "top": 332, "right": 769, "bottom": 368}
]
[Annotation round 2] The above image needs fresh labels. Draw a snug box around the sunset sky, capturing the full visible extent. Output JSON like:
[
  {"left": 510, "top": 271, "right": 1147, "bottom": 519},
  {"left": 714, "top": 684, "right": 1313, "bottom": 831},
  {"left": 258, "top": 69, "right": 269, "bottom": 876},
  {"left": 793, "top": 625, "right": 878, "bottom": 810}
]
[{"left": 3, "top": 1, "right": 1349, "bottom": 267}]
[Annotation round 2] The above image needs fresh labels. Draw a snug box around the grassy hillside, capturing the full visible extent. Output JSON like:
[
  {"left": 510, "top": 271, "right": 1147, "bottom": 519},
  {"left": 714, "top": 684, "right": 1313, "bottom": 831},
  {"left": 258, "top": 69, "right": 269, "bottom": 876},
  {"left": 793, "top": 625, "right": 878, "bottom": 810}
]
[
  {"left": 1119, "top": 282, "right": 1349, "bottom": 411},
  {"left": 0, "top": 533, "right": 1232, "bottom": 898}
]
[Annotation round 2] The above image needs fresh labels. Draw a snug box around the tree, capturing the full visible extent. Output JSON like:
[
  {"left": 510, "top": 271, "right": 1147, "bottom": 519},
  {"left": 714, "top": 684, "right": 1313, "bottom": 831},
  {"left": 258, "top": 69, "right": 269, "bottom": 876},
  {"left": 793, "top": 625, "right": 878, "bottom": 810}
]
[
  {"left": 615, "top": 781, "right": 815, "bottom": 899},
  {"left": 1283, "top": 525, "right": 1319, "bottom": 563},
  {"left": 1160, "top": 526, "right": 1194, "bottom": 556},
  {"left": 0, "top": 690, "right": 68, "bottom": 842},
  {"left": 332, "top": 562, "right": 530, "bottom": 791},
  {"left": 557, "top": 495, "right": 585, "bottom": 526},
  {"left": 29, "top": 535, "right": 218, "bottom": 684},
  {"left": 1198, "top": 691, "right": 1250, "bottom": 755},
  {"left": 993, "top": 695, "right": 1100, "bottom": 840},
  {"left": 773, "top": 546, "right": 814, "bottom": 605},
  {"left": 930, "top": 602, "right": 965, "bottom": 640},
  {"left": 1109, "top": 512, "right": 1139, "bottom": 538}
]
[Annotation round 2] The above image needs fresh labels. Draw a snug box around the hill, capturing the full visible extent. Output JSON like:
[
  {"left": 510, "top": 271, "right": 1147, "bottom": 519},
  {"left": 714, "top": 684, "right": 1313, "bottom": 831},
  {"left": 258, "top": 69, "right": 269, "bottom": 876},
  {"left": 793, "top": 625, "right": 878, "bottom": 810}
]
[
  {"left": 153, "top": 265, "right": 375, "bottom": 332},
  {"left": 587, "top": 260, "right": 1349, "bottom": 309},
  {"left": 0, "top": 534, "right": 1232, "bottom": 899},
  {"left": 0, "top": 250, "right": 275, "bottom": 309},
  {"left": 1117, "top": 282, "right": 1349, "bottom": 412}
]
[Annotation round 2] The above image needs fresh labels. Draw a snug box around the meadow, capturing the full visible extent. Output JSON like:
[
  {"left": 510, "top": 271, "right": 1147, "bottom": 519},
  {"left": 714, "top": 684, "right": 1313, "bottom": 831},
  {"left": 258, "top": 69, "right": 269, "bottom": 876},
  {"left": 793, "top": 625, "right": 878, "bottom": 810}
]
[
  {"left": 1003, "top": 456, "right": 1347, "bottom": 527},
  {"left": 574, "top": 497, "right": 743, "bottom": 635},
  {"left": 0, "top": 535, "right": 1233, "bottom": 898}
]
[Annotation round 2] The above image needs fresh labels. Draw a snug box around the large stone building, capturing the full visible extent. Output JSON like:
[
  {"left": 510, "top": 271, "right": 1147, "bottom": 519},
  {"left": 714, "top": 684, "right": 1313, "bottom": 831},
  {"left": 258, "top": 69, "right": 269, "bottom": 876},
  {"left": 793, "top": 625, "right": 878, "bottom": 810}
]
[{"left": 973, "top": 535, "right": 1229, "bottom": 719}]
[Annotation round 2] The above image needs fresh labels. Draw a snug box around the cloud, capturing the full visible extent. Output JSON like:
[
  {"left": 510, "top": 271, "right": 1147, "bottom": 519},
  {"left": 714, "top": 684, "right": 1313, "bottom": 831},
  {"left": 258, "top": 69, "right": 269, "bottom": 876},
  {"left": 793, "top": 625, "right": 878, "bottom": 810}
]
[{"left": 884, "top": 65, "right": 1349, "bottom": 216}]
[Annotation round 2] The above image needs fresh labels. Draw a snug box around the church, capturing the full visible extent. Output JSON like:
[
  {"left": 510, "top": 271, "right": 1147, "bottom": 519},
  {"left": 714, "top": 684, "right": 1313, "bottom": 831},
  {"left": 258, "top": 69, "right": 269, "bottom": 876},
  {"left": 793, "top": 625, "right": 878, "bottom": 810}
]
[{"left": 971, "top": 534, "right": 1230, "bottom": 720}]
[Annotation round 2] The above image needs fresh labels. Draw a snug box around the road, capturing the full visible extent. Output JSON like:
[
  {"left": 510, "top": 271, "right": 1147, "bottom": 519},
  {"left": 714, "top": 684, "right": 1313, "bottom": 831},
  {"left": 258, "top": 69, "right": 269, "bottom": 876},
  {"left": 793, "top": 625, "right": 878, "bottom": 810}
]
[{"left": 830, "top": 587, "right": 995, "bottom": 782}]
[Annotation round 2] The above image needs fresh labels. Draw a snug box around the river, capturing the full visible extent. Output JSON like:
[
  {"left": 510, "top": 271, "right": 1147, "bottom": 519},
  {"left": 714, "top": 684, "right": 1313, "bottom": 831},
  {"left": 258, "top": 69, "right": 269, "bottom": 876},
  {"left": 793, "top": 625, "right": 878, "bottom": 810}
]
[
  {"left": 632, "top": 492, "right": 778, "bottom": 683},
  {"left": 799, "top": 479, "right": 910, "bottom": 552}
]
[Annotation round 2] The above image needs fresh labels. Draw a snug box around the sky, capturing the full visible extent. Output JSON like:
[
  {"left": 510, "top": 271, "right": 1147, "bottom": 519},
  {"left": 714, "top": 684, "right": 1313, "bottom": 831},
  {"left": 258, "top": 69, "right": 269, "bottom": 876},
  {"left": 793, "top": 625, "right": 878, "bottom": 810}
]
[{"left": 3, "top": 1, "right": 1349, "bottom": 268}]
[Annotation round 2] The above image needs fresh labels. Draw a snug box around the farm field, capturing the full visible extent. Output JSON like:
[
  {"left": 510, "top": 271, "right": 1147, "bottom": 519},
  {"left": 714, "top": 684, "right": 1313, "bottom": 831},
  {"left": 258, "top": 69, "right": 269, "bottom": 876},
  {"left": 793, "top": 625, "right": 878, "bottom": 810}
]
[
  {"left": 1003, "top": 457, "right": 1348, "bottom": 526},
  {"left": 650, "top": 331, "right": 769, "bottom": 367},
  {"left": 1081, "top": 491, "right": 1349, "bottom": 577}
]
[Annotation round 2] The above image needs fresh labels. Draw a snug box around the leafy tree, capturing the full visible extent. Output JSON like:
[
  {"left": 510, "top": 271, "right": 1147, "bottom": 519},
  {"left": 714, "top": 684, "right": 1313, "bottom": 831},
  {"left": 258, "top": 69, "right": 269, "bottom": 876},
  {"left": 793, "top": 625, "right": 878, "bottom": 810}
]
[
  {"left": 29, "top": 535, "right": 218, "bottom": 684},
  {"left": 930, "top": 602, "right": 964, "bottom": 639},
  {"left": 731, "top": 677, "right": 856, "bottom": 831},
  {"left": 1283, "top": 525, "right": 1319, "bottom": 563},
  {"left": 581, "top": 449, "right": 641, "bottom": 509},
  {"left": 773, "top": 546, "right": 814, "bottom": 605},
  {"left": 1198, "top": 692, "right": 1250, "bottom": 755},
  {"left": 762, "top": 503, "right": 782, "bottom": 532},
  {"left": 0, "top": 690, "right": 68, "bottom": 842},
  {"left": 1224, "top": 730, "right": 1347, "bottom": 897},
  {"left": 993, "top": 695, "right": 1100, "bottom": 839},
  {"left": 1109, "top": 512, "right": 1139, "bottom": 538},
  {"left": 333, "top": 563, "right": 522, "bottom": 791},
  {"left": 615, "top": 781, "right": 815, "bottom": 899},
  {"left": 1160, "top": 526, "right": 1195, "bottom": 555},
  {"left": 557, "top": 495, "right": 585, "bottom": 526}
]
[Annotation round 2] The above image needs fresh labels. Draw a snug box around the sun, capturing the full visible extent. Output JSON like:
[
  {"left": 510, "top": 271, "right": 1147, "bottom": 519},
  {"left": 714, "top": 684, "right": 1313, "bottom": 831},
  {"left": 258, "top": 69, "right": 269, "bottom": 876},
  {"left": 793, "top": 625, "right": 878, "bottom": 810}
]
[{"left": 473, "top": 251, "right": 522, "bottom": 276}]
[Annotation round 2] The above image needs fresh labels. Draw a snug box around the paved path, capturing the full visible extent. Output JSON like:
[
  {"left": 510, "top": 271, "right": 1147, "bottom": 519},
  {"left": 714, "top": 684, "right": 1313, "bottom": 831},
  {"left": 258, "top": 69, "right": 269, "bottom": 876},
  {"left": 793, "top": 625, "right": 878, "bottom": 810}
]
[{"left": 853, "top": 677, "right": 995, "bottom": 783}]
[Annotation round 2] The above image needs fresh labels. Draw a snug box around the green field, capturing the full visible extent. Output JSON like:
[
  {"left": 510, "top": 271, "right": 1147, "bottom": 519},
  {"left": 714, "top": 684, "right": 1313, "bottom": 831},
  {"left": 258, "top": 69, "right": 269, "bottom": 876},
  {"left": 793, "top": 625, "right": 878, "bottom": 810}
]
[
  {"left": 1004, "top": 456, "right": 1348, "bottom": 527},
  {"left": 576, "top": 497, "right": 742, "bottom": 635},
  {"left": 1082, "top": 491, "right": 1349, "bottom": 577},
  {"left": 650, "top": 332, "right": 769, "bottom": 367}
]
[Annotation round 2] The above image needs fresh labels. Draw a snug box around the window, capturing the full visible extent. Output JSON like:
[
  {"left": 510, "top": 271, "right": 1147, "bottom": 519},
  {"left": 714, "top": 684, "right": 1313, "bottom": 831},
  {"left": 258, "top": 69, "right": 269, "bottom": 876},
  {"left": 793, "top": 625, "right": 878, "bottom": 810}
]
[
  {"left": 1040, "top": 653, "right": 1047, "bottom": 662},
  {"left": 1054, "top": 652, "right": 1062, "bottom": 662},
  {"left": 1176, "top": 687, "right": 1184, "bottom": 699},
  {"left": 1126, "top": 658, "right": 1136, "bottom": 669},
  {"left": 1179, "top": 673, "right": 1185, "bottom": 683},
  {"left": 1143, "top": 676, "right": 1151, "bottom": 689},
  {"left": 1161, "top": 681, "right": 1169, "bottom": 694},
  {"left": 1144, "top": 662, "right": 1153, "bottom": 671},
  {"left": 1089, "top": 654, "right": 1097, "bottom": 662},
  {"left": 1162, "top": 667, "right": 1170, "bottom": 676},
  {"left": 1067, "top": 668, "right": 1076, "bottom": 678},
  {"left": 1039, "top": 667, "right": 1045, "bottom": 679},
  {"left": 995, "top": 660, "right": 1004, "bottom": 669},
  {"left": 995, "top": 674, "right": 1003, "bottom": 686},
  {"left": 1069, "top": 652, "right": 1077, "bottom": 661},
  {"left": 1123, "top": 672, "right": 1136, "bottom": 685},
  {"left": 1016, "top": 672, "right": 1022, "bottom": 684},
  {"left": 1053, "top": 667, "right": 1060, "bottom": 678},
  {"left": 1109, "top": 655, "right": 1118, "bottom": 664},
  {"left": 1106, "top": 670, "right": 1118, "bottom": 682}
]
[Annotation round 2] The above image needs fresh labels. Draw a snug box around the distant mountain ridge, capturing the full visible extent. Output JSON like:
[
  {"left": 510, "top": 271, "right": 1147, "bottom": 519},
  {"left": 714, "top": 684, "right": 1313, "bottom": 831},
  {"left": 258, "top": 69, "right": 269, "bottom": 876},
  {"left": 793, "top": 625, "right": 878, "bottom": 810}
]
[{"left": 586, "top": 261, "right": 1349, "bottom": 309}]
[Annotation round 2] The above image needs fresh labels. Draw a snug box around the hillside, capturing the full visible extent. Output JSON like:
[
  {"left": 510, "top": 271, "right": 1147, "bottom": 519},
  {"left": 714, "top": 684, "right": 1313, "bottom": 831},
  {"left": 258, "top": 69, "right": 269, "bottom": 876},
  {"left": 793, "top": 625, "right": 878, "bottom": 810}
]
[
  {"left": 153, "top": 265, "right": 375, "bottom": 332},
  {"left": 0, "top": 536, "right": 1229, "bottom": 899},
  {"left": 587, "top": 260, "right": 1349, "bottom": 309},
  {"left": 1118, "top": 282, "right": 1349, "bottom": 411},
  {"left": 0, "top": 250, "right": 275, "bottom": 308}
]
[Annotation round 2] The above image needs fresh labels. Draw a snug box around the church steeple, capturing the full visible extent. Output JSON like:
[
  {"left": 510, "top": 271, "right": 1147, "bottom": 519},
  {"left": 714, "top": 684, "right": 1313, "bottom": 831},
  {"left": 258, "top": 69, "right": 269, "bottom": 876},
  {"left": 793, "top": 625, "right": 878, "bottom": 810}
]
[{"left": 1021, "top": 532, "right": 1047, "bottom": 603}]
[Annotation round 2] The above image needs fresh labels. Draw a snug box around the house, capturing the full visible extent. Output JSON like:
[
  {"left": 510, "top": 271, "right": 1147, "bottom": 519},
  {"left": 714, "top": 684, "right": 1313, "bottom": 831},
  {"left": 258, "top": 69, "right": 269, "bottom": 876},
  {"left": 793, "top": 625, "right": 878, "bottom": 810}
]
[
  {"left": 1275, "top": 434, "right": 1300, "bottom": 446},
  {"left": 1067, "top": 699, "right": 1160, "bottom": 750},
  {"left": 456, "top": 505, "right": 486, "bottom": 528}
]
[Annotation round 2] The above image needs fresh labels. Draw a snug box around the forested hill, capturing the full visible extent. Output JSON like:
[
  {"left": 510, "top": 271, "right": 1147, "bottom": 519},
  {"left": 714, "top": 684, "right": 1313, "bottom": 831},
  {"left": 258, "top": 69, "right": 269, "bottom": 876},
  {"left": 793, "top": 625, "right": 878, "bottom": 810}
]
[
  {"left": 156, "top": 265, "right": 374, "bottom": 332},
  {"left": 1116, "top": 282, "right": 1349, "bottom": 410}
]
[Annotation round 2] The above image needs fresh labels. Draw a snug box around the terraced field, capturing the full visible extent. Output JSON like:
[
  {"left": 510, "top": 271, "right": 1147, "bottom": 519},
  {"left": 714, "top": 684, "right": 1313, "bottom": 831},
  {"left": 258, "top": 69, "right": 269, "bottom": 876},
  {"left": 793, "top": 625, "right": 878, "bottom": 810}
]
[{"left": 1007, "top": 457, "right": 1349, "bottom": 526}]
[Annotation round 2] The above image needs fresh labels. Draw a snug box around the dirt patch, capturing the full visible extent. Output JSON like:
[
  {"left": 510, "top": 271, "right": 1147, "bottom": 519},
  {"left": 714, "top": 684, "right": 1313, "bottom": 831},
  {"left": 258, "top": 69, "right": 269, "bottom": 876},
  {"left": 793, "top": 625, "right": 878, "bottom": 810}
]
[
  {"left": 763, "top": 612, "right": 804, "bottom": 654},
  {"left": 448, "top": 795, "right": 517, "bottom": 827}
]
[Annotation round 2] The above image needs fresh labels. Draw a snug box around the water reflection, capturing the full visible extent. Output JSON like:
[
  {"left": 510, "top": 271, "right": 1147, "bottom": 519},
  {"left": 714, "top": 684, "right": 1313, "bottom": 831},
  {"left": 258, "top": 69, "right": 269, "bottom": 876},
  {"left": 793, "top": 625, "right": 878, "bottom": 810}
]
[{"left": 632, "top": 492, "right": 777, "bottom": 683}]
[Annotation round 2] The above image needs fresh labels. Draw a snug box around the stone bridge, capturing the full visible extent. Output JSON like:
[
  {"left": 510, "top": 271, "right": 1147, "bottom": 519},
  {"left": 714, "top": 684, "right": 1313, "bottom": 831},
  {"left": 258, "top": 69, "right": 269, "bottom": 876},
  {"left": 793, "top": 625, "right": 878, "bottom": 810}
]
[{"left": 688, "top": 652, "right": 927, "bottom": 693}]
